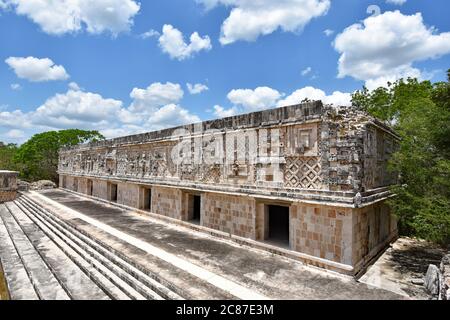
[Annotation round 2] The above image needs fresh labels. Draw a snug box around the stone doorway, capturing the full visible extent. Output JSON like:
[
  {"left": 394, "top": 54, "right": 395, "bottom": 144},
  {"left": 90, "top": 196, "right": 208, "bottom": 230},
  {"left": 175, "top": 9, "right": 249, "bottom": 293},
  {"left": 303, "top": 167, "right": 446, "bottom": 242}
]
[
  {"left": 186, "top": 194, "right": 201, "bottom": 224},
  {"left": 140, "top": 187, "right": 152, "bottom": 212},
  {"left": 266, "top": 205, "right": 290, "bottom": 248},
  {"left": 108, "top": 183, "right": 118, "bottom": 203},
  {"left": 87, "top": 180, "right": 93, "bottom": 196}
]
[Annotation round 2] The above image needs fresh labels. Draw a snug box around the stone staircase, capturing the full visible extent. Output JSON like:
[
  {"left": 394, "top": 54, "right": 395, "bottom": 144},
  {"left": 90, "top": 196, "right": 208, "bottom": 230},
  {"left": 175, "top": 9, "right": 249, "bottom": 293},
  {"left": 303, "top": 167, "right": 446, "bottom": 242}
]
[{"left": 0, "top": 194, "right": 184, "bottom": 300}]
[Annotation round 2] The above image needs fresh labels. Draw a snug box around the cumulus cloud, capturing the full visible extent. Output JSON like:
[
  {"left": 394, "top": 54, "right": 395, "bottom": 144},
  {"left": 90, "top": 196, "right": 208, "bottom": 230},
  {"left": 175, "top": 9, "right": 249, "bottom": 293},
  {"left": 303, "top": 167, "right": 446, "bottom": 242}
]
[
  {"left": 129, "top": 82, "right": 184, "bottom": 112},
  {"left": 140, "top": 29, "right": 160, "bottom": 39},
  {"left": 197, "top": 0, "right": 330, "bottom": 45},
  {"left": 158, "top": 24, "right": 212, "bottom": 60},
  {"left": 334, "top": 11, "right": 450, "bottom": 89},
  {"left": 0, "top": 81, "right": 202, "bottom": 142},
  {"left": 187, "top": 83, "right": 209, "bottom": 95},
  {"left": 32, "top": 88, "right": 124, "bottom": 129},
  {"left": 209, "top": 85, "right": 351, "bottom": 119},
  {"left": 145, "top": 104, "right": 200, "bottom": 130},
  {"left": 6, "top": 129, "right": 25, "bottom": 139},
  {"left": 0, "top": 0, "right": 140, "bottom": 36},
  {"left": 5, "top": 56, "right": 69, "bottom": 82},
  {"left": 212, "top": 105, "right": 238, "bottom": 117},
  {"left": 323, "top": 29, "right": 334, "bottom": 36},
  {"left": 227, "top": 86, "right": 282, "bottom": 111},
  {"left": 68, "top": 82, "right": 81, "bottom": 91},
  {"left": 277, "top": 86, "right": 351, "bottom": 107}
]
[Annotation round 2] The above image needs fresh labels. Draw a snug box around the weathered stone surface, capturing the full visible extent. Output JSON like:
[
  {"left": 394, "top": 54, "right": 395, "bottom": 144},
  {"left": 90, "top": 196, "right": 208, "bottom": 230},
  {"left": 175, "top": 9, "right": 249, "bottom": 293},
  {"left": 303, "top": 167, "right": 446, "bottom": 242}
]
[
  {"left": 30, "top": 180, "right": 57, "bottom": 191},
  {"left": 425, "top": 264, "right": 440, "bottom": 296},
  {"left": 0, "top": 171, "right": 18, "bottom": 203},
  {"left": 17, "top": 180, "right": 30, "bottom": 192},
  {"left": 440, "top": 254, "right": 450, "bottom": 300}
]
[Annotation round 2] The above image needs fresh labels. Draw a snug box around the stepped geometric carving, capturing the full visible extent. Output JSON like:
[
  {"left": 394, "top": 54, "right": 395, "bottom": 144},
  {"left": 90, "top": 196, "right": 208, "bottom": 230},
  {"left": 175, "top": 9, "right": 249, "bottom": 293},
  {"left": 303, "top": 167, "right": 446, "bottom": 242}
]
[{"left": 284, "top": 157, "right": 322, "bottom": 189}]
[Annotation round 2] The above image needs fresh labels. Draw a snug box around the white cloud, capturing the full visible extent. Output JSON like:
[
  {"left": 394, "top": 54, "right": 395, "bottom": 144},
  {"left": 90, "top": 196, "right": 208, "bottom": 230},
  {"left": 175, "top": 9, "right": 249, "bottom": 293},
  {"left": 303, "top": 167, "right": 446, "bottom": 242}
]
[
  {"left": 68, "top": 82, "right": 81, "bottom": 91},
  {"left": 158, "top": 24, "right": 212, "bottom": 61},
  {"left": 334, "top": 11, "right": 450, "bottom": 89},
  {"left": 386, "top": 0, "right": 407, "bottom": 5},
  {"left": 0, "top": 109, "right": 32, "bottom": 129},
  {"left": 212, "top": 105, "right": 238, "bottom": 117},
  {"left": 324, "top": 29, "right": 334, "bottom": 36},
  {"left": 187, "top": 83, "right": 209, "bottom": 95},
  {"left": 211, "top": 85, "right": 351, "bottom": 118},
  {"left": 227, "top": 86, "right": 282, "bottom": 111},
  {"left": 129, "top": 82, "right": 184, "bottom": 112},
  {"left": 277, "top": 86, "right": 352, "bottom": 107},
  {"left": 10, "top": 83, "right": 21, "bottom": 90},
  {"left": 0, "top": 81, "right": 201, "bottom": 142},
  {"left": 197, "top": 0, "right": 330, "bottom": 45},
  {"left": 301, "top": 67, "right": 312, "bottom": 76},
  {"left": 33, "top": 88, "right": 124, "bottom": 129},
  {"left": 6, "top": 129, "right": 25, "bottom": 139},
  {"left": 140, "top": 29, "right": 160, "bottom": 39},
  {"left": 145, "top": 104, "right": 200, "bottom": 130},
  {"left": 1, "top": 0, "right": 140, "bottom": 36},
  {"left": 5, "top": 56, "right": 69, "bottom": 82}
]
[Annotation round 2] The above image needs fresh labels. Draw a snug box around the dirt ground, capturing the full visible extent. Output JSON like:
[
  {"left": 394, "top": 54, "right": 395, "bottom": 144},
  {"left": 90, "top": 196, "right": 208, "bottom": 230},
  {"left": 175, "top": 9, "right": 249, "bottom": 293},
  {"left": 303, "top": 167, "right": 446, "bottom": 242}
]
[
  {"left": 359, "top": 237, "right": 447, "bottom": 299},
  {"left": 0, "top": 262, "right": 10, "bottom": 300}
]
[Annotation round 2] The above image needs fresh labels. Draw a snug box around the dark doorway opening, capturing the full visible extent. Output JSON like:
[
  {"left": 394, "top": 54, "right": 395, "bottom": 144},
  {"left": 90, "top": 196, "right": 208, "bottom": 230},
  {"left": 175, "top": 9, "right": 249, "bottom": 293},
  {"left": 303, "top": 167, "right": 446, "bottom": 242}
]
[
  {"left": 142, "top": 187, "right": 152, "bottom": 211},
  {"left": 187, "top": 194, "right": 201, "bottom": 224},
  {"left": 87, "top": 180, "right": 93, "bottom": 196},
  {"left": 267, "top": 205, "right": 290, "bottom": 247},
  {"left": 193, "top": 195, "right": 201, "bottom": 222},
  {"left": 109, "top": 183, "right": 118, "bottom": 202},
  {"left": 73, "top": 178, "right": 78, "bottom": 192}
]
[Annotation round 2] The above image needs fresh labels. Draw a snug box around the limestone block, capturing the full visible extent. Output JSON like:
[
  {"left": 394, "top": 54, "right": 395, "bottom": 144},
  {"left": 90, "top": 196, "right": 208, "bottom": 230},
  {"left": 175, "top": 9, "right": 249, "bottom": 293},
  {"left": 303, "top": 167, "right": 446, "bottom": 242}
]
[{"left": 425, "top": 264, "right": 440, "bottom": 296}]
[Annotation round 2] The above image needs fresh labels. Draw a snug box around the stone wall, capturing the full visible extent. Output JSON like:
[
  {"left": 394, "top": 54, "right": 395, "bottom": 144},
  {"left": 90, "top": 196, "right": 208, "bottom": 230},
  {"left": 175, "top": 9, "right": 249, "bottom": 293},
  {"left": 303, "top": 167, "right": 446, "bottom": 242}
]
[
  {"left": 290, "top": 203, "right": 353, "bottom": 264},
  {"left": 0, "top": 171, "right": 18, "bottom": 203},
  {"left": 202, "top": 193, "right": 256, "bottom": 239},
  {"left": 117, "top": 182, "right": 140, "bottom": 208},
  {"left": 58, "top": 103, "right": 399, "bottom": 207},
  {"left": 440, "top": 255, "right": 450, "bottom": 300},
  {"left": 151, "top": 186, "right": 183, "bottom": 220},
  {"left": 92, "top": 179, "right": 108, "bottom": 200},
  {"left": 352, "top": 202, "right": 398, "bottom": 268}
]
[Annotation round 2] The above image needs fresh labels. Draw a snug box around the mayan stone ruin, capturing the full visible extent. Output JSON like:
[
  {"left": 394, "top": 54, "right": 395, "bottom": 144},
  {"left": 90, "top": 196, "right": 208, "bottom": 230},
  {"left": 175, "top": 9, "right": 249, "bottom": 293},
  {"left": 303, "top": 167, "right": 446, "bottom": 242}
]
[
  {"left": 58, "top": 101, "right": 400, "bottom": 275},
  {"left": 0, "top": 171, "right": 18, "bottom": 203}
]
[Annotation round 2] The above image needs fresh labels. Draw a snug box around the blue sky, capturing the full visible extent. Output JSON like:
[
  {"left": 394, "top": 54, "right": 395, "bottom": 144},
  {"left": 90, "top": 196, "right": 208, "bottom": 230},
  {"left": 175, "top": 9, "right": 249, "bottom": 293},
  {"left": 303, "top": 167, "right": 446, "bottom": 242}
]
[{"left": 1, "top": 0, "right": 449, "bottom": 144}]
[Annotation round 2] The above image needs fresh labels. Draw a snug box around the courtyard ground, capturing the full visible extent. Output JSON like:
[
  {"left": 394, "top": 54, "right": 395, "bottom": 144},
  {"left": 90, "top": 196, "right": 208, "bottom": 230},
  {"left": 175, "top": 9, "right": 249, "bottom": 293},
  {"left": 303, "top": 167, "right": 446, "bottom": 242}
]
[
  {"left": 359, "top": 237, "right": 446, "bottom": 299},
  {"left": 18, "top": 189, "right": 403, "bottom": 300}
]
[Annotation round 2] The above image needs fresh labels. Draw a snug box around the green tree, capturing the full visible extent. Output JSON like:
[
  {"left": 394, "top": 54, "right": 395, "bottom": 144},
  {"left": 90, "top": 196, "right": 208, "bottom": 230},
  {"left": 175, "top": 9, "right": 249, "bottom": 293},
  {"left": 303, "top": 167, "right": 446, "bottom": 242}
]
[
  {"left": 352, "top": 71, "right": 450, "bottom": 246},
  {"left": 0, "top": 142, "right": 19, "bottom": 171},
  {"left": 14, "top": 129, "right": 104, "bottom": 183}
]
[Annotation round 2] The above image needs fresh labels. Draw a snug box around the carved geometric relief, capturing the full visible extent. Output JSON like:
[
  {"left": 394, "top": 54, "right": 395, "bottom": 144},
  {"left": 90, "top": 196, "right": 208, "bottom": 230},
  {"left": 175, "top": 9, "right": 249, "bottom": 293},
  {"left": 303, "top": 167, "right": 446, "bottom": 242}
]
[{"left": 284, "top": 156, "right": 322, "bottom": 189}]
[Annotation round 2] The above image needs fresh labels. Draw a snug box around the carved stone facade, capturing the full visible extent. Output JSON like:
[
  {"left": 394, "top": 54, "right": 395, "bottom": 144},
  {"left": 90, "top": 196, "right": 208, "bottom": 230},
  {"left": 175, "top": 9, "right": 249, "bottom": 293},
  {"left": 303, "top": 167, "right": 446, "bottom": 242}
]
[{"left": 58, "top": 101, "right": 400, "bottom": 275}]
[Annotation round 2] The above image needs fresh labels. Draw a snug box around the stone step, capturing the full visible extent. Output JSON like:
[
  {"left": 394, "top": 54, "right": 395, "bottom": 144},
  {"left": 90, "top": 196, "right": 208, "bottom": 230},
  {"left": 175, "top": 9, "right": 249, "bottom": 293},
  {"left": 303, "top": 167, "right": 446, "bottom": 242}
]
[
  {"left": 19, "top": 195, "right": 183, "bottom": 300},
  {"left": 0, "top": 205, "right": 38, "bottom": 300},
  {"left": 14, "top": 199, "right": 137, "bottom": 300},
  {"left": 0, "top": 205, "right": 69, "bottom": 300},
  {"left": 16, "top": 197, "right": 160, "bottom": 300},
  {"left": 5, "top": 201, "right": 109, "bottom": 300}
]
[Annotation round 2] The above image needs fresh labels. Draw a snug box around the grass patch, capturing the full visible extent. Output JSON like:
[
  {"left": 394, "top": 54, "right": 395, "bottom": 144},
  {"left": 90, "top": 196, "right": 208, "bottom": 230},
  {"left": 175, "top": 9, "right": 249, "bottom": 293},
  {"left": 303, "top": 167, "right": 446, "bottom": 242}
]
[{"left": 0, "top": 262, "right": 10, "bottom": 300}]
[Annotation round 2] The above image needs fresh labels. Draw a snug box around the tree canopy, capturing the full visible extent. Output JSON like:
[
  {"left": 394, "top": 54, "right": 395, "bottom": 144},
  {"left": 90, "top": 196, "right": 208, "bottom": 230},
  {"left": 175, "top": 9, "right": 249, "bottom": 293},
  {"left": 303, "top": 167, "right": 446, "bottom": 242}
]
[
  {"left": 2, "top": 129, "right": 104, "bottom": 183},
  {"left": 352, "top": 70, "right": 450, "bottom": 246}
]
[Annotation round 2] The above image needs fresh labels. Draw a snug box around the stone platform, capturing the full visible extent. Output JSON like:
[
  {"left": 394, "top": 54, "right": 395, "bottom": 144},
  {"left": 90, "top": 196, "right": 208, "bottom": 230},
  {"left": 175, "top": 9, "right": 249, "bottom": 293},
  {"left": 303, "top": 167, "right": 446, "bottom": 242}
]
[{"left": 0, "top": 189, "right": 405, "bottom": 300}]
